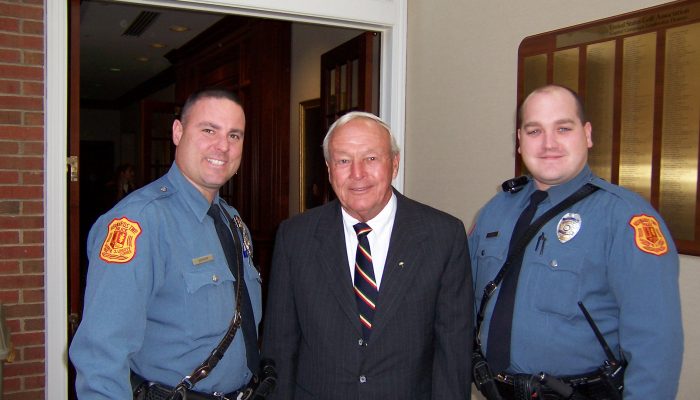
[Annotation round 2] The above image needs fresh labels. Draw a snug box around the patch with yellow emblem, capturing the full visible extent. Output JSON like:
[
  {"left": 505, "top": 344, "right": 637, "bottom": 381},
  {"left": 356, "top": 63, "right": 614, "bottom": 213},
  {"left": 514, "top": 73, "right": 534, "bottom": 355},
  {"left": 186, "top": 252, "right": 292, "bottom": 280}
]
[
  {"left": 629, "top": 214, "right": 668, "bottom": 256},
  {"left": 99, "top": 217, "right": 142, "bottom": 263}
]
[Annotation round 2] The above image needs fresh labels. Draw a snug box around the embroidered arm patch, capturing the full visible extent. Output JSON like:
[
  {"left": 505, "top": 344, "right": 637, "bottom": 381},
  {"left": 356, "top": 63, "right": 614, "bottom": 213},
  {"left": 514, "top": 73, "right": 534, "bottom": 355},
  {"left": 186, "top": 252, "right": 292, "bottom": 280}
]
[
  {"left": 629, "top": 214, "right": 668, "bottom": 256},
  {"left": 99, "top": 217, "right": 142, "bottom": 263}
]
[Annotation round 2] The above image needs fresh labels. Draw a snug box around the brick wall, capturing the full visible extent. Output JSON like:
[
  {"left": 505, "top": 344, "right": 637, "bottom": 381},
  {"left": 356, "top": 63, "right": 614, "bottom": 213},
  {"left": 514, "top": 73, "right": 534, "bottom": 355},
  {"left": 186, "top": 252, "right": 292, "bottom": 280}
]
[{"left": 0, "top": 0, "right": 46, "bottom": 398}]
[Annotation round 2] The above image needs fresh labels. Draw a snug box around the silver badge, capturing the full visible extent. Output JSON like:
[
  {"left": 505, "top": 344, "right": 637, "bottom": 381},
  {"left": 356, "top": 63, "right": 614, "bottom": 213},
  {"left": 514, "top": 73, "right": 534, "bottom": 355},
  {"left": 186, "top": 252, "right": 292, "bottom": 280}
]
[
  {"left": 557, "top": 213, "right": 581, "bottom": 243},
  {"left": 233, "top": 214, "right": 253, "bottom": 259}
]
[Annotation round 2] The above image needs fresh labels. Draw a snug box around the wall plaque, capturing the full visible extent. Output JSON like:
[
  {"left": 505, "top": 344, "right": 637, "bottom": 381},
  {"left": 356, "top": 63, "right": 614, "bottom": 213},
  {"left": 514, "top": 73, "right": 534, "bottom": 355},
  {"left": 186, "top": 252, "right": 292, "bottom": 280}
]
[{"left": 517, "top": 0, "right": 700, "bottom": 255}]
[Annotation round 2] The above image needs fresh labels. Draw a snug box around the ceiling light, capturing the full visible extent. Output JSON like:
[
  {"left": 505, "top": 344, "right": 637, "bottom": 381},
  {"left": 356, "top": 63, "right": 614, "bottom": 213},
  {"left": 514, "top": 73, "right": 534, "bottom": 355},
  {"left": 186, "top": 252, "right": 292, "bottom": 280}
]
[
  {"left": 136, "top": 56, "right": 149, "bottom": 62},
  {"left": 169, "top": 25, "right": 190, "bottom": 33},
  {"left": 109, "top": 67, "right": 121, "bottom": 72},
  {"left": 150, "top": 42, "right": 167, "bottom": 49}
]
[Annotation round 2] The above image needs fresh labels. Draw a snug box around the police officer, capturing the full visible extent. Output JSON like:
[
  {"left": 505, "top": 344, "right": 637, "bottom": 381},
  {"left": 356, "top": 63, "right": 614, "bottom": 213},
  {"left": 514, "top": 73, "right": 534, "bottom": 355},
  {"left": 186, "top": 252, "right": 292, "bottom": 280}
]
[
  {"left": 469, "top": 85, "right": 683, "bottom": 399},
  {"left": 69, "top": 88, "right": 262, "bottom": 399}
]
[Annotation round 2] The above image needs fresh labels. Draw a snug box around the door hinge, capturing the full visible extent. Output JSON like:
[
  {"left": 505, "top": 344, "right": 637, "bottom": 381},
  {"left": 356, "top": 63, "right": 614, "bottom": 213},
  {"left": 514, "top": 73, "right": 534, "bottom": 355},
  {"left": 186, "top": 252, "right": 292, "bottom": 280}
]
[{"left": 67, "top": 156, "right": 79, "bottom": 182}]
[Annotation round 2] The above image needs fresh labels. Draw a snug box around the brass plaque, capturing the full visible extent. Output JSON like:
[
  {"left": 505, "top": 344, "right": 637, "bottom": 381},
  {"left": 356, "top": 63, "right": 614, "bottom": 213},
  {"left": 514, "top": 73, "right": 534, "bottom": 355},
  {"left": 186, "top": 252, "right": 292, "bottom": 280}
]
[
  {"left": 619, "top": 32, "right": 657, "bottom": 201},
  {"left": 659, "top": 22, "right": 700, "bottom": 240},
  {"left": 553, "top": 48, "right": 579, "bottom": 91},
  {"left": 556, "top": 2, "right": 700, "bottom": 48},
  {"left": 585, "top": 41, "right": 616, "bottom": 181},
  {"left": 523, "top": 54, "right": 547, "bottom": 96}
]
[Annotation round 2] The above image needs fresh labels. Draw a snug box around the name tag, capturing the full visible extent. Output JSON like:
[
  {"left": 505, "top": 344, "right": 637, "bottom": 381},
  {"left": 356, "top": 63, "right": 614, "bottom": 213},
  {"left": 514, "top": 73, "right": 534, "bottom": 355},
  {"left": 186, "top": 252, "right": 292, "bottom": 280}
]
[{"left": 192, "top": 254, "right": 214, "bottom": 266}]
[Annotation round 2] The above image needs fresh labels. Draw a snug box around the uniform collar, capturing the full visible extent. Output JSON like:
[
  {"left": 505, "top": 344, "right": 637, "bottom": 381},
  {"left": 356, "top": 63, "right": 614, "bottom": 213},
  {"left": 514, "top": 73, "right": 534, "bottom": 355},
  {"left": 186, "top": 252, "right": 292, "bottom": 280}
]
[
  {"left": 166, "top": 163, "right": 216, "bottom": 222},
  {"left": 531, "top": 165, "right": 594, "bottom": 206}
]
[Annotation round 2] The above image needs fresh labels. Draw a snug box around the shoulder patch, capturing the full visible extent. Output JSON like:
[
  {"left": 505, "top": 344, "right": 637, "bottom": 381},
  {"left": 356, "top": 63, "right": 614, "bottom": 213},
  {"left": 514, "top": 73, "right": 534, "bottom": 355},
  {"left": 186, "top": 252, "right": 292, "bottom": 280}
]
[
  {"left": 99, "top": 217, "right": 142, "bottom": 263},
  {"left": 629, "top": 214, "right": 668, "bottom": 256}
]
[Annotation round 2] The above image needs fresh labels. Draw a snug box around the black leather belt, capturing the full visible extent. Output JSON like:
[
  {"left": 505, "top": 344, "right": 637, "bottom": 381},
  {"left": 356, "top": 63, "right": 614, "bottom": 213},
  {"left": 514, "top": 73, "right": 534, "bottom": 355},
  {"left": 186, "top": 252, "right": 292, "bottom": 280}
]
[
  {"left": 495, "top": 372, "right": 619, "bottom": 400},
  {"left": 132, "top": 372, "right": 243, "bottom": 400}
]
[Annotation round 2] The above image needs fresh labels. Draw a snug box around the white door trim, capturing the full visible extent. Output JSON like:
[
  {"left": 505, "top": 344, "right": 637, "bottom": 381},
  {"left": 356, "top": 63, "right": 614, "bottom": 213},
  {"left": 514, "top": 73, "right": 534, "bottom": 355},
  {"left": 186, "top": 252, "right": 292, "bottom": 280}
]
[{"left": 45, "top": 0, "right": 406, "bottom": 398}]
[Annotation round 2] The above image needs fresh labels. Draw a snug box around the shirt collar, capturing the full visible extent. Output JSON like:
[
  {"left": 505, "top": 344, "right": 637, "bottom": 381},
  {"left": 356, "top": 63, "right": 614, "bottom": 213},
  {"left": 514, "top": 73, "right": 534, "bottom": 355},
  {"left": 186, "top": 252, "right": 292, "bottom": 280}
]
[
  {"left": 529, "top": 165, "right": 594, "bottom": 206},
  {"left": 167, "top": 163, "right": 217, "bottom": 222},
  {"left": 341, "top": 192, "right": 397, "bottom": 234}
]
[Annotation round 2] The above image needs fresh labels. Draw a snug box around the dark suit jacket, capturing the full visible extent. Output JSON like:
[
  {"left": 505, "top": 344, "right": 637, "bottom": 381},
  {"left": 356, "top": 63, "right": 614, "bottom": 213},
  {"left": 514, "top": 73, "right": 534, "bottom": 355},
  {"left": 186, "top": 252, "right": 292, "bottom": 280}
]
[{"left": 262, "top": 191, "right": 473, "bottom": 400}]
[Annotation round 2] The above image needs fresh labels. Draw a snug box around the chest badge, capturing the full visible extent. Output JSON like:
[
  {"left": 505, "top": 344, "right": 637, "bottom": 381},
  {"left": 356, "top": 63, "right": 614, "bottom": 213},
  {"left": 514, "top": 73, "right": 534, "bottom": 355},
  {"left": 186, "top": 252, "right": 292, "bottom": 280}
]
[
  {"left": 233, "top": 214, "right": 253, "bottom": 259},
  {"left": 557, "top": 213, "right": 581, "bottom": 243},
  {"left": 99, "top": 217, "right": 142, "bottom": 263},
  {"left": 629, "top": 214, "right": 668, "bottom": 256}
]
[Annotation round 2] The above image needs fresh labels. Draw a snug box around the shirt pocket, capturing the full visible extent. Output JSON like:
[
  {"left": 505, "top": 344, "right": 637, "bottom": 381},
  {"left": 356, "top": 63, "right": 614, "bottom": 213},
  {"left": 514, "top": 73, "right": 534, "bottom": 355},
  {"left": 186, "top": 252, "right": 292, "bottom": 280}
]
[
  {"left": 531, "top": 254, "right": 582, "bottom": 320},
  {"left": 474, "top": 238, "right": 508, "bottom": 292},
  {"left": 183, "top": 264, "right": 234, "bottom": 339}
]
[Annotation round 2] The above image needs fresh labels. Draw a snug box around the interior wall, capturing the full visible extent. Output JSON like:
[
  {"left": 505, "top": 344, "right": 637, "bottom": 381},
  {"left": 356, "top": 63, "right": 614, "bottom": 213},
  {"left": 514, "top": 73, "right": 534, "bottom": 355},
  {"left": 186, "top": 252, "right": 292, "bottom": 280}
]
[
  {"left": 289, "top": 23, "right": 363, "bottom": 216},
  {"left": 405, "top": 1, "right": 699, "bottom": 399}
]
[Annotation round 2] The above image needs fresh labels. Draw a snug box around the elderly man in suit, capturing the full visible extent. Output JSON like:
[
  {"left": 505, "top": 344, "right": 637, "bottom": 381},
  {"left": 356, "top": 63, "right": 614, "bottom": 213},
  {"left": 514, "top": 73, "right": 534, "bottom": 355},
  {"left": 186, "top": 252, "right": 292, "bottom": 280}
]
[{"left": 262, "top": 111, "right": 473, "bottom": 400}]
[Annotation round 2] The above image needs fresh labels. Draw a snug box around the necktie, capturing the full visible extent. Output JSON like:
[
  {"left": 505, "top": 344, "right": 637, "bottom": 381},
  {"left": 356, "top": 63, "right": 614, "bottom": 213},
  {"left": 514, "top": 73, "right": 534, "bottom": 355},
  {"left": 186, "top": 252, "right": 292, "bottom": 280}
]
[
  {"left": 353, "top": 222, "right": 378, "bottom": 342},
  {"left": 207, "top": 204, "right": 261, "bottom": 374},
  {"left": 487, "top": 190, "right": 548, "bottom": 373}
]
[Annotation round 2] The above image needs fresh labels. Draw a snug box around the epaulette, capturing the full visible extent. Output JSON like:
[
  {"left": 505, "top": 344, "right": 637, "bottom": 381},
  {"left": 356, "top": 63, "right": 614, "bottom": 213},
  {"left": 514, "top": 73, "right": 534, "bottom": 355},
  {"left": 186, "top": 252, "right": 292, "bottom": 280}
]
[{"left": 501, "top": 175, "right": 529, "bottom": 193}]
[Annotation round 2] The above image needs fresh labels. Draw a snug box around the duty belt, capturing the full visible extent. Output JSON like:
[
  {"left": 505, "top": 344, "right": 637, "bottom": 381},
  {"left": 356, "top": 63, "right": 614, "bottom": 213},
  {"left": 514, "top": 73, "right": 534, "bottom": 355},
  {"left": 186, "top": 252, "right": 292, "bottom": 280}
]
[
  {"left": 494, "top": 370, "right": 621, "bottom": 400},
  {"left": 132, "top": 372, "right": 244, "bottom": 400}
]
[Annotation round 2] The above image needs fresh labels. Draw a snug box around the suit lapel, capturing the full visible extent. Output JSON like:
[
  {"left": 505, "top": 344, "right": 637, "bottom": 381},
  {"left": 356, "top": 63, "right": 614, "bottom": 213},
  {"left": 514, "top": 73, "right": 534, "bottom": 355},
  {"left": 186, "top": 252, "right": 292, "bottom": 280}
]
[
  {"left": 370, "top": 193, "right": 429, "bottom": 341},
  {"left": 314, "top": 201, "right": 363, "bottom": 335}
]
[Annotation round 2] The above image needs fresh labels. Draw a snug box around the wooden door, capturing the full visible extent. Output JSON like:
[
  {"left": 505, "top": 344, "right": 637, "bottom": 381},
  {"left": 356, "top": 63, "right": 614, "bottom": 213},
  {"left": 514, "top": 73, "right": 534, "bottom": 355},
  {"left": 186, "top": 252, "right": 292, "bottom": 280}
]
[
  {"left": 318, "top": 31, "right": 380, "bottom": 203},
  {"left": 140, "top": 100, "right": 177, "bottom": 185}
]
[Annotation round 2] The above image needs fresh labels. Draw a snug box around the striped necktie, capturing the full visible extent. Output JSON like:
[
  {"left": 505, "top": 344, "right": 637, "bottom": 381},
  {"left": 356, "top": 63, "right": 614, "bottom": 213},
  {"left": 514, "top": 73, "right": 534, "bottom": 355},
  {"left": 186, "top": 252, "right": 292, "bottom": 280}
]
[{"left": 353, "top": 222, "right": 378, "bottom": 342}]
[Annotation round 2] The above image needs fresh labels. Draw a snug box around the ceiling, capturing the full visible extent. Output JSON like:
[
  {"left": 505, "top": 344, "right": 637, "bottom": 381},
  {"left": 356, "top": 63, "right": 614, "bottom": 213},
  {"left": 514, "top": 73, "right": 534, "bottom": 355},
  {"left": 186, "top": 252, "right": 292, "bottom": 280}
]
[{"left": 79, "top": 0, "right": 225, "bottom": 102}]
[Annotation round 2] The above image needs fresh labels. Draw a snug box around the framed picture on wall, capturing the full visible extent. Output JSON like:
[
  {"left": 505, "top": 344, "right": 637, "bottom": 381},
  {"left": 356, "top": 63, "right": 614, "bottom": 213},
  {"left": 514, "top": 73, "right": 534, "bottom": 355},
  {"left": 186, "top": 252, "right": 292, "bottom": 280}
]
[{"left": 299, "top": 98, "right": 325, "bottom": 212}]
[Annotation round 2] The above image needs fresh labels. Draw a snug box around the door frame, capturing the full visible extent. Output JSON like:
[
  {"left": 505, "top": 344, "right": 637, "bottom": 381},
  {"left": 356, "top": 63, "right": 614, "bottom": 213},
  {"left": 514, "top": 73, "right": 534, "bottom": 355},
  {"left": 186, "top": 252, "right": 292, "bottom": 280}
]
[{"left": 46, "top": 0, "right": 407, "bottom": 397}]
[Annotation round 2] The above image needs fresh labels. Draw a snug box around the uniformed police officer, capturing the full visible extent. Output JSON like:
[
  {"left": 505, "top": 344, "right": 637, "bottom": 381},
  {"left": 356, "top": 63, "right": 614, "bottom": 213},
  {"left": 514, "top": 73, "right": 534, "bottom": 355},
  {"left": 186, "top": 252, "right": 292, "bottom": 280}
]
[
  {"left": 470, "top": 85, "right": 683, "bottom": 399},
  {"left": 69, "top": 88, "right": 262, "bottom": 399}
]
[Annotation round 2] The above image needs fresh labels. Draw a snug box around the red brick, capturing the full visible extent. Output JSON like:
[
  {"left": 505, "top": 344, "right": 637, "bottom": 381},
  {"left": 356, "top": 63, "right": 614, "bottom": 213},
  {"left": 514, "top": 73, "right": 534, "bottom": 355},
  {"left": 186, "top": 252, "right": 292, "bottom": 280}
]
[
  {"left": 20, "top": 201, "right": 42, "bottom": 215},
  {"left": 21, "top": 171, "right": 43, "bottom": 184},
  {"left": 10, "top": 332, "right": 44, "bottom": 347},
  {"left": 0, "top": 17, "right": 20, "bottom": 33},
  {"left": 0, "top": 141, "right": 19, "bottom": 154},
  {"left": 21, "top": 260, "right": 42, "bottom": 274},
  {"left": 0, "top": 48, "right": 21, "bottom": 63},
  {"left": 23, "top": 50, "right": 42, "bottom": 65},
  {"left": 0, "top": 186, "right": 42, "bottom": 199},
  {"left": 5, "top": 319, "right": 19, "bottom": 333},
  {"left": 0, "top": 245, "right": 43, "bottom": 259},
  {"left": 0, "top": 65, "right": 42, "bottom": 80},
  {"left": 20, "top": 20, "right": 42, "bottom": 35},
  {"left": 0, "top": 4, "right": 43, "bottom": 20},
  {"left": 19, "top": 142, "right": 41, "bottom": 156},
  {"left": 0, "top": 110, "right": 21, "bottom": 125},
  {"left": 0, "top": 126, "right": 41, "bottom": 140},
  {"left": 0, "top": 79, "right": 20, "bottom": 94},
  {"left": 0, "top": 216, "right": 42, "bottom": 229},
  {"left": 24, "top": 374, "right": 44, "bottom": 389},
  {"left": 5, "top": 389, "right": 45, "bottom": 400},
  {"left": 0, "top": 34, "right": 42, "bottom": 51},
  {"left": 0, "top": 231, "right": 19, "bottom": 244},
  {"left": 0, "top": 95, "right": 42, "bottom": 111},
  {"left": 22, "top": 289, "right": 43, "bottom": 304},
  {"left": 20, "top": 81, "right": 41, "bottom": 96},
  {"left": 22, "top": 345, "right": 43, "bottom": 360},
  {"left": 21, "top": 316, "right": 43, "bottom": 330},
  {"left": 3, "top": 361, "right": 44, "bottom": 377},
  {"left": 0, "top": 171, "right": 19, "bottom": 185},
  {"left": 22, "top": 111, "right": 42, "bottom": 126},
  {"left": 4, "top": 303, "right": 43, "bottom": 318},
  {"left": 2, "top": 376, "right": 20, "bottom": 392},
  {"left": 0, "top": 156, "right": 43, "bottom": 171},
  {"left": 0, "top": 200, "right": 20, "bottom": 214},
  {"left": 0, "top": 290, "right": 20, "bottom": 303},
  {"left": 0, "top": 260, "right": 20, "bottom": 273},
  {"left": 20, "top": 229, "right": 41, "bottom": 244}
]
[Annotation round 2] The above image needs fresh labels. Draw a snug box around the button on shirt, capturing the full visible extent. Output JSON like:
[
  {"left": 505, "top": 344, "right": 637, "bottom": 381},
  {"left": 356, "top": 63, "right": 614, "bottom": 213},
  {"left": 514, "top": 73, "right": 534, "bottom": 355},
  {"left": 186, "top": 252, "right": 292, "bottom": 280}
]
[
  {"left": 69, "top": 164, "right": 262, "bottom": 399},
  {"left": 342, "top": 193, "right": 397, "bottom": 288}
]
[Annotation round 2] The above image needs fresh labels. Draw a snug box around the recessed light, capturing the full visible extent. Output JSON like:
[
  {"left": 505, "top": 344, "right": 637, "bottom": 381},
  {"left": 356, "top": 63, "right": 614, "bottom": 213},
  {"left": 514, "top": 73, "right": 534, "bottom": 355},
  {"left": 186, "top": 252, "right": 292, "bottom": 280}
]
[
  {"left": 109, "top": 67, "right": 121, "bottom": 72},
  {"left": 151, "top": 43, "right": 167, "bottom": 49},
  {"left": 136, "top": 56, "right": 149, "bottom": 62},
  {"left": 169, "top": 25, "right": 190, "bottom": 33}
]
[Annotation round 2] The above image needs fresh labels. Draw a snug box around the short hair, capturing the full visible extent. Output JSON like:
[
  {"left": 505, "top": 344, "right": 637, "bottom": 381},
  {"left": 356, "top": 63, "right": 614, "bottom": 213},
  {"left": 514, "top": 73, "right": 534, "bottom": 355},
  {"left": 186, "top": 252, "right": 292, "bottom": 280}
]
[
  {"left": 518, "top": 84, "right": 588, "bottom": 125},
  {"left": 322, "top": 111, "right": 400, "bottom": 161},
  {"left": 180, "top": 88, "right": 242, "bottom": 123}
]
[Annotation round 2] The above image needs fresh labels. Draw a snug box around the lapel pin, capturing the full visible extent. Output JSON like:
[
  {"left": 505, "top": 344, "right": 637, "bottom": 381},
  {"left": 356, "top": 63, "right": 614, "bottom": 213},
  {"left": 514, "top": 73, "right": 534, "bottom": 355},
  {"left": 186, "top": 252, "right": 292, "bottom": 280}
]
[{"left": 398, "top": 261, "right": 405, "bottom": 268}]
